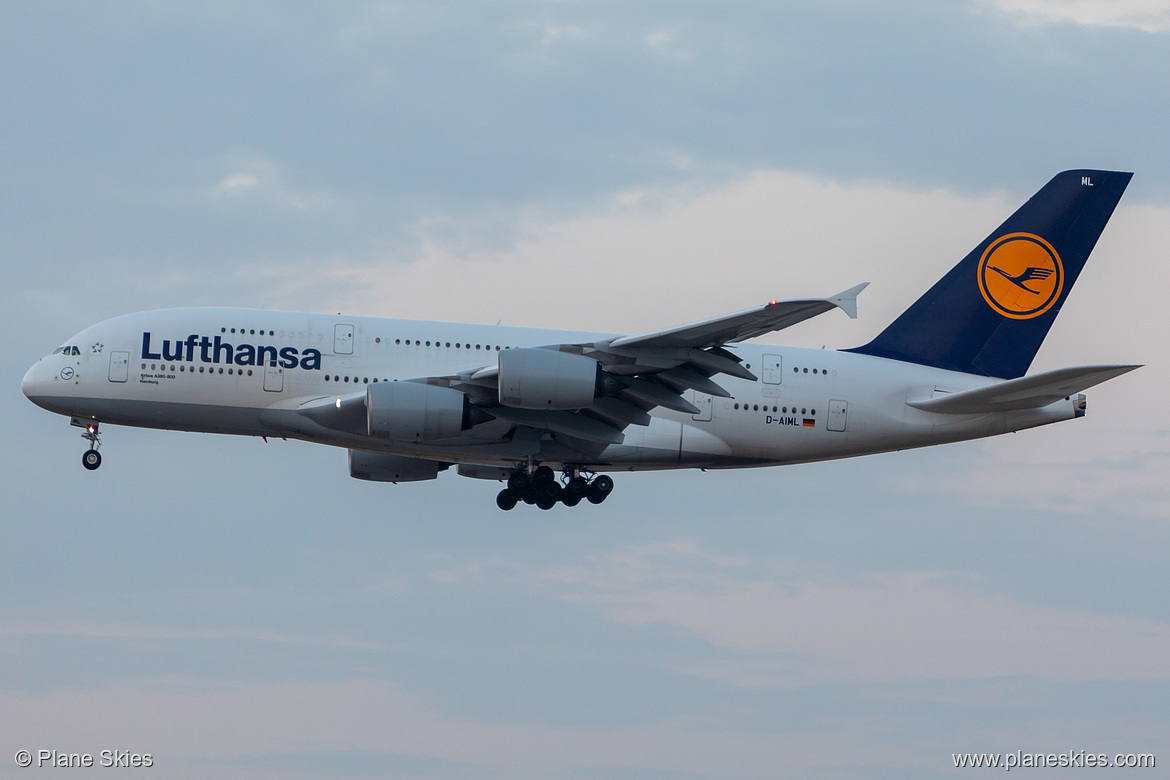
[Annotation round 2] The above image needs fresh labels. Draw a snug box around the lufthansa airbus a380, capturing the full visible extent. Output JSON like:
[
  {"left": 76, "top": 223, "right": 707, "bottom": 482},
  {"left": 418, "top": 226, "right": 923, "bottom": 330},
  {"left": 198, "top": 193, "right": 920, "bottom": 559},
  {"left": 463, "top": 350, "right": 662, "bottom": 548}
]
[{"left": 23, "top": 170, "right": 1140, "bottom": 510}]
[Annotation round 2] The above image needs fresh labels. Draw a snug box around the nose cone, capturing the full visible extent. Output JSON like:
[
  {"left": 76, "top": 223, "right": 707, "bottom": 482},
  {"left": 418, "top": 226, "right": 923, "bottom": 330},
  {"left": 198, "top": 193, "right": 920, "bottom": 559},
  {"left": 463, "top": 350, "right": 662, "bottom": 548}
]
[
  {"left": 21, "top": 362, "right": 38, "bottom": 399},
  {"left": 22, "top": 361, "right": 58, "bottom": 413}
]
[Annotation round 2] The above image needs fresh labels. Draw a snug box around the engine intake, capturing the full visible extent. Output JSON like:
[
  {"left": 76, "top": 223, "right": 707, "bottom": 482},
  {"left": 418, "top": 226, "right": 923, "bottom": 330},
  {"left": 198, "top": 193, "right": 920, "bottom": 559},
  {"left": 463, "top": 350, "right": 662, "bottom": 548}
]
[
  {"left": 498, "top": 348, "right": 603, "bottom": 410},
  {"left": 367, "top": 381, "right": 472, "bottom": 441}
]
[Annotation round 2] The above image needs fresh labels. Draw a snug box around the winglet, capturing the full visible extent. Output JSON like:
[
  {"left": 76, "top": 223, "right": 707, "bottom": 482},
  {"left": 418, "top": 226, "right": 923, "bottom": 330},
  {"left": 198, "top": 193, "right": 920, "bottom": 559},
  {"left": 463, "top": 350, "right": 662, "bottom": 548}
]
[{"left": 829, "top": 282, "right": 868, "bottom": 320}]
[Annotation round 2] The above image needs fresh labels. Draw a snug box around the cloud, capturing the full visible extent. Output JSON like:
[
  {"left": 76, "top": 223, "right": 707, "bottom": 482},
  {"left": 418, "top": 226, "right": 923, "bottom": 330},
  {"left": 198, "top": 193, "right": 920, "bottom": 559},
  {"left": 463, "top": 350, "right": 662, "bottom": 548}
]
[
  {"left": 0, "top": 678, "right": 982, "bottom": 779},
  {"left": 539, "top": 541, "right": 1170, "bottom": 688},
  {"left": 208, "top": 157, "right": 335, "bottom": 213},
  {"left": 215, "top": 173, "right": 259, "bottom": 193},
  {"left": 270, "top": 169, "right": 1009, "bottom": 331},
  {"left": 645, "top": 27, "right": 692, "bottom": 61},
  {"left": 0, "top": 621, "right": 378, "bottom": 651},
  {"left": 981, "top": 0, "right": 1170, "bottom": 31}
]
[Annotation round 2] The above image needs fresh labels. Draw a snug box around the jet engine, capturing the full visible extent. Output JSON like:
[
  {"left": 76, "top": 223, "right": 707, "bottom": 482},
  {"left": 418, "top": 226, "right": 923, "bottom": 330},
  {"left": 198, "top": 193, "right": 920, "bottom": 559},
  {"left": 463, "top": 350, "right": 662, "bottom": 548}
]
[
  {"left": 497, "top": 348, "right": 603, "bottom": 410},
  {"left": 367, "top": 381, "right": 474, "bottom": 441},
  {"left": 348, "top": 449, "right": 449, "bottom": 483}
]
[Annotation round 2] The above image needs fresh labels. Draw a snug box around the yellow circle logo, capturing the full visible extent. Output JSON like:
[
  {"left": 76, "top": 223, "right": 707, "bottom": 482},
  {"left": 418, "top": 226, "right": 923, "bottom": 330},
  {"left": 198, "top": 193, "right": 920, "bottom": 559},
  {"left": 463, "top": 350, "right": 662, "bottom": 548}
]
[{"left": 977, "top": 233, "right": 1063, "bottom": 319}]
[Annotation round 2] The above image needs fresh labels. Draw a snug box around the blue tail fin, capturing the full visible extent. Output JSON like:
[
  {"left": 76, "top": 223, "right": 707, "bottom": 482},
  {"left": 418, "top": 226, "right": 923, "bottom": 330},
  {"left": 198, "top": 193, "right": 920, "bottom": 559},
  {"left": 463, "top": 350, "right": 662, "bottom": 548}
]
[{"left": 846, "top": 169, "right": 1132, "bottom": 379}]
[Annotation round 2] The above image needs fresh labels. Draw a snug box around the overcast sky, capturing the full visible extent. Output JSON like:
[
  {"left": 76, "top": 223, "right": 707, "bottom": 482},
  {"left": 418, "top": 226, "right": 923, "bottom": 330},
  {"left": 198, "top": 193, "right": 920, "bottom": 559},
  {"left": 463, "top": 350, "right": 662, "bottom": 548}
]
[{"left": 2, "top": 2, "right": 1168, "bottom": 778}]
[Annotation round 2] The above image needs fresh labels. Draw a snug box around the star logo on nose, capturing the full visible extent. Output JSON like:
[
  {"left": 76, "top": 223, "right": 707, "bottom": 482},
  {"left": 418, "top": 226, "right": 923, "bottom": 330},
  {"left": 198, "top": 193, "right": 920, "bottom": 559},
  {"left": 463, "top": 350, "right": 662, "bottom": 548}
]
[{"left": 91, "top": 342, "right": 104, "bottom": 354}]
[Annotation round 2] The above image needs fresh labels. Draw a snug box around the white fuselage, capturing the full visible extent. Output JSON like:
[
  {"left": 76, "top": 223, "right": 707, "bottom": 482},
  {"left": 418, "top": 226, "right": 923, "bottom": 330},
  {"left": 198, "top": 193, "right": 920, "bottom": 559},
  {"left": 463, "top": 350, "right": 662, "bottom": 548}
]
[{"left": 22, "top": 307, "right": 1078, "bottom": 473}]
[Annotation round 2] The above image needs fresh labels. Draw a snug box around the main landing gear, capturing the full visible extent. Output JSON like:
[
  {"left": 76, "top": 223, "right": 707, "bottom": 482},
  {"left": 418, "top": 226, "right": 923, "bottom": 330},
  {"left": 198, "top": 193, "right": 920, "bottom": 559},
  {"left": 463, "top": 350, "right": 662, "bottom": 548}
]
[
  {"left": 79, "top": 421, "right": 102, "bottom": 471},
  {"left": 496, "top": 466, "right": 615, "bottom": 511}
]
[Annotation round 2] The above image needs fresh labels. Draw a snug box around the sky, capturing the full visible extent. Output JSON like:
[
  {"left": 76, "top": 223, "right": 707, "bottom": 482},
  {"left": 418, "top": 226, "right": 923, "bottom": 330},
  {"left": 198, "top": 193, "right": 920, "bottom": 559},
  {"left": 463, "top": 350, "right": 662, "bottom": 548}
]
[{"left": 1, "top": 1, "right": 1168, "bottom": 778}]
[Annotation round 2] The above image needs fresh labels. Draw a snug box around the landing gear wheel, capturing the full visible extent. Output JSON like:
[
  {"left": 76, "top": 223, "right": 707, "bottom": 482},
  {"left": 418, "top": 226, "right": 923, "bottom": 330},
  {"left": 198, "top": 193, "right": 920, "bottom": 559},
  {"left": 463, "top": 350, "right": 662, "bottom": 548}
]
[
  {"left": 496, "top": 489, "right": 518, "bottom": 511},
  {"left": 540, "top": 481, "right": 562, "bottom": 503},
  {"left": 536, "top": 495, "right": 557, "bottom": 510},
  {"left": 507, "top": 472, "right": 530, "bottom": 492},
  {"left": 587, "top": 474, "right": 614, "bottom": 504},
  {"left": 561, "top": 495, "right": 581, "bottom": 507},
  {"left": 521, "top": 484, "right": 540, "bottom": 505},
  {"left": 566, "top": 477, "right": 589, "bottom": 500},
  {"left": 82, "top": 449, "right": 102, "bottom": 471},
  {"left": 532, "top": 465, "right": 556, "bottom": 485}
]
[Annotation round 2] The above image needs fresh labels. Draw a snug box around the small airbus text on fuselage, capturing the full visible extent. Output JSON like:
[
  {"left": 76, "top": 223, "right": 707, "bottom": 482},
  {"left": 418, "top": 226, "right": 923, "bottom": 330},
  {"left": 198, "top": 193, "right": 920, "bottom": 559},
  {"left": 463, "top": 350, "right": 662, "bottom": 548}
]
[{"left": 23, "top": 170, "right": 1140, "bottom": 509}]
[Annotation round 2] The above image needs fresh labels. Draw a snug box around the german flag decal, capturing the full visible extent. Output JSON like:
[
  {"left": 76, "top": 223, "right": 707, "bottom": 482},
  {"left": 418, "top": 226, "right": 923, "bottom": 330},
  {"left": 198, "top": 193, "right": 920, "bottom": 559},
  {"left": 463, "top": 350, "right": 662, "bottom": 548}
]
[{"left": 802, "top": 418, "right": 815, "bottom": 427}]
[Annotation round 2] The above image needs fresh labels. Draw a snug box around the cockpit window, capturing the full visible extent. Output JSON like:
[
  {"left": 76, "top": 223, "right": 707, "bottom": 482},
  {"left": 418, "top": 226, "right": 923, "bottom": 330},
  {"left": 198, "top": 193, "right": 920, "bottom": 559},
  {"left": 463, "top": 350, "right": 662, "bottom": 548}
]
[
  {"left": 71, "top": 347, "right": 80, "bottom": 356},
  {"left": 52, "top": 347, "right": 64, "bottom": 355}
]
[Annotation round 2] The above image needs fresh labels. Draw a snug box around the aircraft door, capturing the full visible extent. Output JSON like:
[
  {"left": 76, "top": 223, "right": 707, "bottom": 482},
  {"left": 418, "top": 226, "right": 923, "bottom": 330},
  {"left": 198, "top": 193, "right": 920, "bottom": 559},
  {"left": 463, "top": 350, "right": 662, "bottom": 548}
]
[
  {"left": 688, "top": 390, "right": 713, "bottom": 421},
  {"left": 762, "top": 354, "right": 783, "bottom": 384},
  {"left": 108, "top": 350, "right": 129, "bottom": 382},
  {"left": 827, "top": 399, "right": 847, "bottom": 432},
  {"left": 334, "top": 324, "right": 354, "bottom": 355},
  {"left": 263, "top": 365, "right": 284, "bottom": 392}
]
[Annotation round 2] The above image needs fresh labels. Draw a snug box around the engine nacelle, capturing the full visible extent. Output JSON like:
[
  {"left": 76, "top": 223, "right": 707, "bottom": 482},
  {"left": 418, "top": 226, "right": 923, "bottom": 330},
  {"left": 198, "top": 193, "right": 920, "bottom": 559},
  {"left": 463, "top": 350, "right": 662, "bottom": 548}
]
[
  {"left": 497, "top": 348, "right": 602, "bottom": 410},
  {"left": 367, "top": 381, "right": 470, "bottom": 441},
  {"left": 348, "top": 449, "right": 448, "bottom": 483}
]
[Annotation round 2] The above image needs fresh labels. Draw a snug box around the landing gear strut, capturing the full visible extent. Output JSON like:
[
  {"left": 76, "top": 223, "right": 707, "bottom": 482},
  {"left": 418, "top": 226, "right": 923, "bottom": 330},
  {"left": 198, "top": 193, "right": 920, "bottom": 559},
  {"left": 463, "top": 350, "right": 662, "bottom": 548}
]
[
  {"left": 495, "top": 467, "right": 613, "bottom": 511},
  {"left": 79, "top": 421, "right": 102, "bottom": 471}
]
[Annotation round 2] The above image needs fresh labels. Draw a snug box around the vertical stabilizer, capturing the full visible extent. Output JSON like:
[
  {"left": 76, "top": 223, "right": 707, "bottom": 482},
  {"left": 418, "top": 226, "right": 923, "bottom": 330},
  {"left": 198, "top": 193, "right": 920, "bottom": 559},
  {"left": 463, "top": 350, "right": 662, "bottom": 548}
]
[{"left": 846, "top": 170, "right": 1131, "bottom": 378}]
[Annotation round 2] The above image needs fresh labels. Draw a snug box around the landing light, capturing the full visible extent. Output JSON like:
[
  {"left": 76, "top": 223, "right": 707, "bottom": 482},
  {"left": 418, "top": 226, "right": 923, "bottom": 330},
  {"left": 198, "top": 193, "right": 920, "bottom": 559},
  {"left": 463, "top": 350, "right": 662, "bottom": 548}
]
[{"left": 335, "top": 398, "right": 341, "bottom": 408}]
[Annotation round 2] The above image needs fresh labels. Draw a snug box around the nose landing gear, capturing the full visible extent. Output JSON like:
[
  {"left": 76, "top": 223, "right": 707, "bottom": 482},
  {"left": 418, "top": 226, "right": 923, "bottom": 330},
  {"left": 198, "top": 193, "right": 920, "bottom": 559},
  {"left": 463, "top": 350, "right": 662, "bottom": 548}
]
[
  {"left": 495, "top": 467, "right": 613, "bottom": 510},
  {"left": 75, "top": 419, "right": 102, "bottom": 470}
]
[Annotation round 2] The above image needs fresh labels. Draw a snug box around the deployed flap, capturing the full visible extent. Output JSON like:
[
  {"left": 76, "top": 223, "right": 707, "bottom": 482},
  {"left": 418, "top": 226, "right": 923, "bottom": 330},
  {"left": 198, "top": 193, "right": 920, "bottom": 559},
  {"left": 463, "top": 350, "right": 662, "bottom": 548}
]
[
  {"left": 488, "top": 407, "right": 625, "bottom": 444},
  {"left": 606, "top": 283, "right": 867, "bottom": 350},
  {"left": 907, "top": 364, "right": 1140, "bottom": 414}
]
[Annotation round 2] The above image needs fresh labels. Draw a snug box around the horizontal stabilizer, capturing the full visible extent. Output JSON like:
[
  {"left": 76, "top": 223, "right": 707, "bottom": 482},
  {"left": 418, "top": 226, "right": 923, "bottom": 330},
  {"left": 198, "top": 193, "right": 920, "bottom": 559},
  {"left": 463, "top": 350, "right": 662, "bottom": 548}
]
[{"left": 907, "top": 364, "right": 1140, "bottom": 414}]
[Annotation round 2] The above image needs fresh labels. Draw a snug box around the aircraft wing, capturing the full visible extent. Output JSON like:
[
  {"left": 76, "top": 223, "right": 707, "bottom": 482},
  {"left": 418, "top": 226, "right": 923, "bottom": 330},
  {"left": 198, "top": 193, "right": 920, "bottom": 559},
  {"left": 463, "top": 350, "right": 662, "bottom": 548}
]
[
  {"left": 607, "top": 283, "right": 868, "bottom": 350},
  {"left": 906, "top": 364, "right": 1141, "bottom": 414},
  {"left": 440, "top": 284, "right": 867, "bottom": 444}
]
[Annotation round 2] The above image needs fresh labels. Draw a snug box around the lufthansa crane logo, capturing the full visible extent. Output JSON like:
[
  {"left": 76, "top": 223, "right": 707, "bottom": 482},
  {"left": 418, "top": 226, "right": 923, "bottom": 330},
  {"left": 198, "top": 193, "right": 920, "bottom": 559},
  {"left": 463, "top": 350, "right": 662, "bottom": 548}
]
[{"left": 977, "top": 232, "right": 1064, "bottom": 319}]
